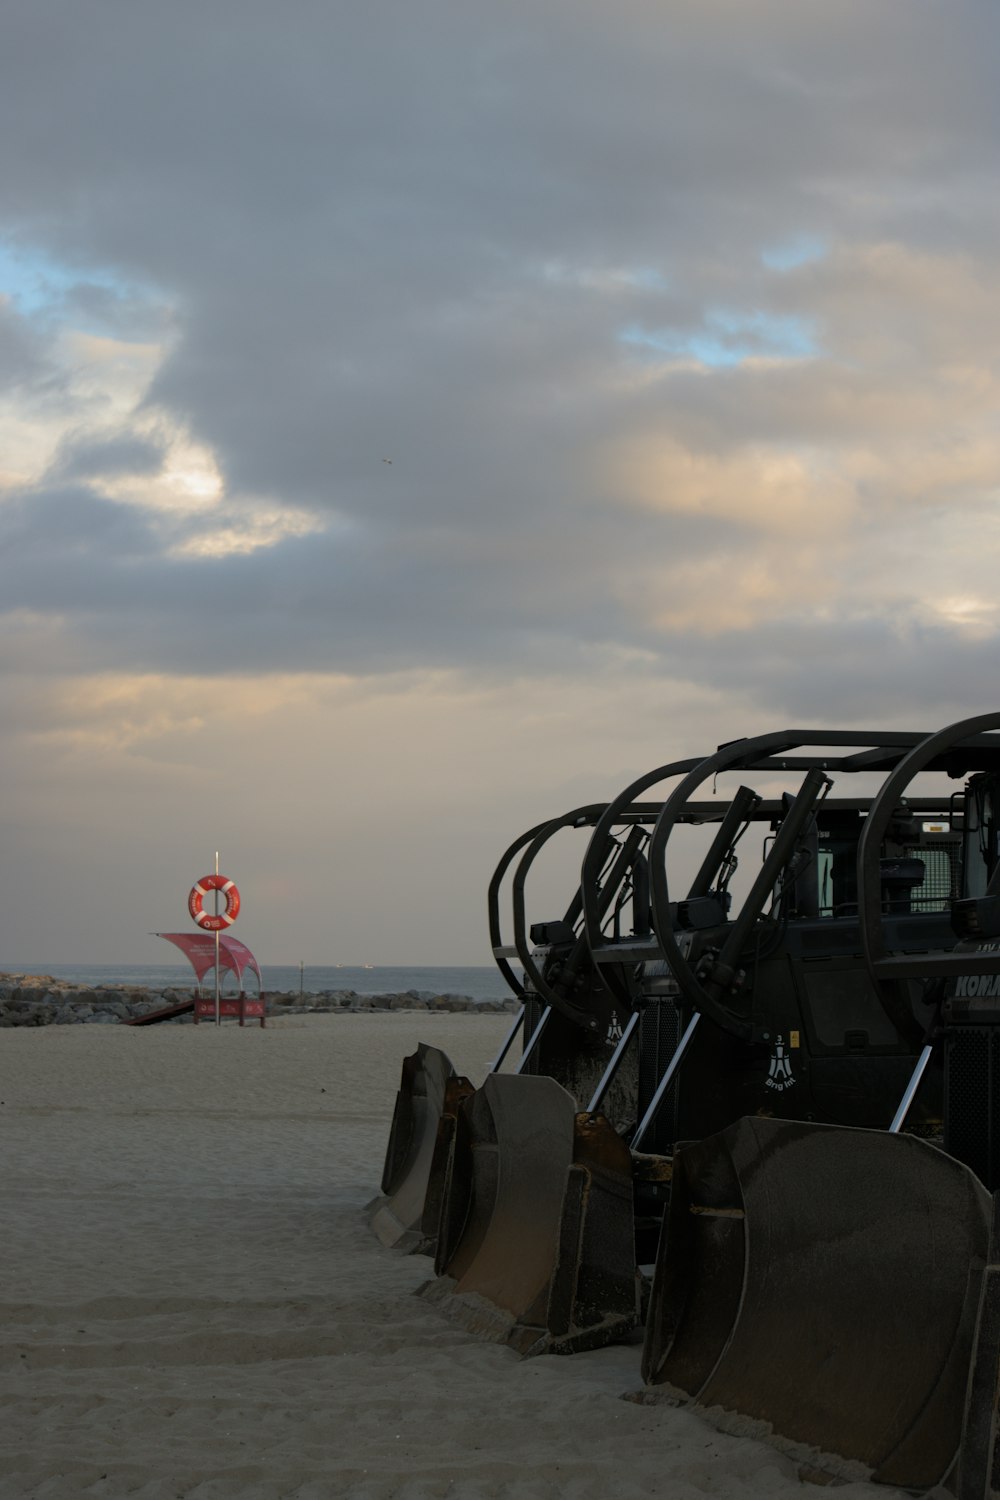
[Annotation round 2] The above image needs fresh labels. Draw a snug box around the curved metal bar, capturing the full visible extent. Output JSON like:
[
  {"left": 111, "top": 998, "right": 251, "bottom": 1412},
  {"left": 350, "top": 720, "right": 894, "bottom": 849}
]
[
  {"left": 488, "top": 817, "right": 557, "bottom": 996},
  {"left": 488, "top": 804, "right": 608, "bottom": 998},
  {"left": 646, "top": 731, "right": 901, "bottom": 1040},
  {"left": 514, "top": 822, "right": 657, "bottom": 1025},
  {"left": 509, "top": 805, "right": 609, "bottom": 1021},
  {"left": 490, "top": 788, "right": 672, "bottom": 1045},
  {"left": 579, "top": 757, "right": 703, "bottom": 952},
  {"left": 858, "top": 713, "right": 1000, "bottom": 1039}
]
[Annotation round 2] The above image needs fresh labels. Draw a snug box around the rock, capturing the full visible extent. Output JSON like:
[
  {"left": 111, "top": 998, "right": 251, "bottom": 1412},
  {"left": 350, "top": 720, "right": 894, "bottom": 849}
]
[
  {"left": 95, "top": 1001, "right": 130, "bottom": 1020},
  {"left": 0, "top": 975, "right": 510, "bottom": 1023}
]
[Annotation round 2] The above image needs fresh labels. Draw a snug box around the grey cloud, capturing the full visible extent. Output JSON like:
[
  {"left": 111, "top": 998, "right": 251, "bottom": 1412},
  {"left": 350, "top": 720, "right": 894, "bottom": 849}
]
[
  {"left": 0, "top": 0, "right": 998, "bottom": 733},
  {"left": 2, "top": 485, "right": 159, "bottom": 566},
  {"left": 0, "top": 298, "right": 47, "bottom": 389},
  {"left": 3, "top": 4, "right": 995, "bottom": 270},
  {"left": 60, "top": 280, "right": 173, "bottom": 342},
  {"left": 49, "top": 433, "right": 167, "bottom": 482},
  {"left": 653, "top": 614, "right": 1000, "bottom": 730}
]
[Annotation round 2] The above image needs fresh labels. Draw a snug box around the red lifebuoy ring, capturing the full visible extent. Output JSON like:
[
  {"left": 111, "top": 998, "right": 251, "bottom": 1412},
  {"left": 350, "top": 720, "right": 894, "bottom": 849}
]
[{"left": 188, "top": 874, "right": 241, "bottom": 931}]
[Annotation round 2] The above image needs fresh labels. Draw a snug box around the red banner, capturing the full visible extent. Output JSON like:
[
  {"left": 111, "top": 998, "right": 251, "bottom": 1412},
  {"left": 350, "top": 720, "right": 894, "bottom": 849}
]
[{"left": 156, "top": 932, "right": 262, "bottom": 989}]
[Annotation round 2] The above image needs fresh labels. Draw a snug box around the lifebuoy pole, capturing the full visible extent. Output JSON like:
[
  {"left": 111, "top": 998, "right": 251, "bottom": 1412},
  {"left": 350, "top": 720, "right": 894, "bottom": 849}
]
[
  {"left": 187, "top": 865, "right": 239, "bottom": 1023},
  {"left": 214, "top": 850, "right": 220, "bottom": 1027}
]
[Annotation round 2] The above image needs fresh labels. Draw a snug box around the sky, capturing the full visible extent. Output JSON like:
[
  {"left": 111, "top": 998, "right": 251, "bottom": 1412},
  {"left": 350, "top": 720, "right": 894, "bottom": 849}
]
[{"left": 1, "top": 1, "right": 999, "bottom": 966}]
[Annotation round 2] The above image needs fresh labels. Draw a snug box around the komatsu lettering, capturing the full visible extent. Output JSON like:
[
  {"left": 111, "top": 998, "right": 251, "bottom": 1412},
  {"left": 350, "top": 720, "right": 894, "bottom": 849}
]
[{"left": 955, "top": 973, "right": 1000, "bottom": 998}]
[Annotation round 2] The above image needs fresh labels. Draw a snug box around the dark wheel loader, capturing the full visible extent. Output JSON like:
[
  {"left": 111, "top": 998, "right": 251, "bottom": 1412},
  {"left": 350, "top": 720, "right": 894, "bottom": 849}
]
[
  {"left": 369, "top": 788, "right": 686, "bottom": 1253},
  {"left": 370, "top": 762, "right": 743, "bottom": 1278},
  {"left": 421, "top": 729, "right": 973, "bottom": 1360},
  {"left": 642, "top": 712, "right": 1000, "bottom": 1493},
  {"left": 371, "top": 714, "right": 1000, "bottom": 1492}
]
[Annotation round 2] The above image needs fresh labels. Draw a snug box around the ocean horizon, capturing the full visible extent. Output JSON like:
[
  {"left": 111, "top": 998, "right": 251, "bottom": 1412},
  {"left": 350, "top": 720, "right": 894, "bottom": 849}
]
[{"left": 1, "top": 961, "right": 521, "bottom": 1001}]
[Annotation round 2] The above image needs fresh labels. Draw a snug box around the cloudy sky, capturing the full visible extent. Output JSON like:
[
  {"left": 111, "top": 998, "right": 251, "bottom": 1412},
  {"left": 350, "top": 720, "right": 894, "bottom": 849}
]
[{"left": 1, "top": 1, "right": 998, "bottom": 967}]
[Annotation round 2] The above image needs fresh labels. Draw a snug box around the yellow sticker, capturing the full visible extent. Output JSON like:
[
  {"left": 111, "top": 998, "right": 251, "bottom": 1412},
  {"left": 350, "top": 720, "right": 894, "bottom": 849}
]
[{"left": 789, "top": 1030, "right": 801, "bottom": 1048}]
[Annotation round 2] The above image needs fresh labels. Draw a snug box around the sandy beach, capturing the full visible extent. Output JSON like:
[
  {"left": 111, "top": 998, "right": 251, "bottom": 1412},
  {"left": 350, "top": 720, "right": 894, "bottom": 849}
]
[{"left": 1, "top": 1011, "right": 905, "bottom": 1499}]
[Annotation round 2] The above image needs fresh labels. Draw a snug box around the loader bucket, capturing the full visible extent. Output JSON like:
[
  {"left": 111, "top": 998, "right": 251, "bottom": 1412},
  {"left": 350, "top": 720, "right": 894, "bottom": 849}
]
[
  {"left": 421, "top": 1073, "right": 639, "bottom": 1356},
  {"left": 642, "top": 1116, "right": 992, "bottom": 1490},
  {"left": 369, "top": 1044, "right": 468, "bottom": 1251},
  {"left": 415, "top": 1072, "right": 477, "bottom": 1256}
]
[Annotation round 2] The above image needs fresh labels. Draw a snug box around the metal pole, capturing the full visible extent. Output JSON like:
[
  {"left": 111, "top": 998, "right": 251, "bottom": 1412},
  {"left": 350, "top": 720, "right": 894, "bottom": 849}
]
[
  {"left": 488, "top": 1004, "right": 526, "bottom": 1073},
  {"left": 214, "top": 850, "right": 220, "bottom": 1027},
  {"left": 587, "top": 1010, "right": 640, "bottom": 1113},
  {"left": 299, "top": 960, "right": 304, "bottom": 1000},
  {"left": 631, "top": 1011, "right": 702, "bottom": 1150},
  {"left": 889, "top": 1043, "right": 935, "bottom": 1133}
]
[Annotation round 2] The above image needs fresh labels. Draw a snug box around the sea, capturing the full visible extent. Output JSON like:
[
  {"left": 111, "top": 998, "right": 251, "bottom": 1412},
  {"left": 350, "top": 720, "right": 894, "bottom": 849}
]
[{"left": 2, "top": 962, "right": 520, "bottom": 1001}]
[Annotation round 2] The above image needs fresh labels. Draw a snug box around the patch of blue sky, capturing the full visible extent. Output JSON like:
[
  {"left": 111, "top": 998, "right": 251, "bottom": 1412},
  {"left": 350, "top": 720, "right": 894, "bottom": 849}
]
[
  {"left": 621, "top": 307, "right": 819, "bottom": 367},
  {"left": 761, "top": 234, "right": 828, "bottom": 272},
  {"left": 1, "top": 242, "right": 99, "bottom": 311},
  {"left": 0, "top": 239, "right": 160, "bottom": 329}
]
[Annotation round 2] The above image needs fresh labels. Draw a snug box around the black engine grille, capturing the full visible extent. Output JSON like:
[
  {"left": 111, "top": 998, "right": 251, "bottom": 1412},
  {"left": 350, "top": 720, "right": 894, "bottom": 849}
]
[
  {"left": 638, "top": 998, "right": 681, "bottom": 1153},
  {"left": 945, "top": 1026, "right": 1000, "bottom": 1189}
]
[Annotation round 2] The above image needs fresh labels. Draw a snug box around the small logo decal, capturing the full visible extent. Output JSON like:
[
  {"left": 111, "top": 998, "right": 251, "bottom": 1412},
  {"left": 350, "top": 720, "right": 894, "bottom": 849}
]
[{"left": 765, "top": 1034, "right": 796, "bottom": 1092}]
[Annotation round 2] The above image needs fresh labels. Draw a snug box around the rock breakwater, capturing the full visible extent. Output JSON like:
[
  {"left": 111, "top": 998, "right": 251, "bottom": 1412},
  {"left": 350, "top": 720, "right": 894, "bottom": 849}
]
[{"left": 0, "top": 973, "right": 518, "bottom": 1027}]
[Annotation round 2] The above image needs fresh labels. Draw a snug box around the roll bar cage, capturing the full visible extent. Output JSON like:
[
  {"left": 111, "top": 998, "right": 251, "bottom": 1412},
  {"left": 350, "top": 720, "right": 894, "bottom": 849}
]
[{"left": 489, "top": 723, "right": 1000, "bottom": 1043}]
